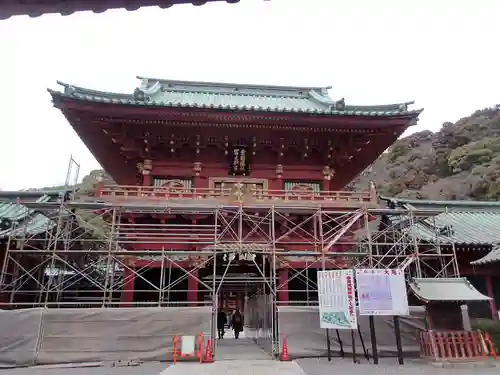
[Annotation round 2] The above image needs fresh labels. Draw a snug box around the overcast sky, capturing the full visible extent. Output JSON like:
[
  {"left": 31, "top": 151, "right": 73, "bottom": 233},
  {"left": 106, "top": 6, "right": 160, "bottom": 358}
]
[{"left": 0, "top": 0, "right": 498, "bottom": 190}]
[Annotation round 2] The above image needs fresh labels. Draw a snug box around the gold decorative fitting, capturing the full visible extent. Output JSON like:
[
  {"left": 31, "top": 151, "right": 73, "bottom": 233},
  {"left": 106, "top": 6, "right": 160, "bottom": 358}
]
[
  {"left": 193, "top": 162, "right": 202, "bottom": 176},
  {"left": 143, "top": 159, "right": 152, "bottom": 170},
  {"left": 276, "top": 164, "right": 283, "bottom": 179},
  {"left": 323, "top": 166, "right": 334, "bottom": 180}
]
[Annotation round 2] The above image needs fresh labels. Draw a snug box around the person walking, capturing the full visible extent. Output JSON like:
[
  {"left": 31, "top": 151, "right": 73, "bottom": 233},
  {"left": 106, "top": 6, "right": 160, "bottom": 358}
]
[
  {"left": 231, "top": 308, "right": 244, "bottom": 339},
  {"left": 217, "top": 309, "right": 227, "bottom": 339}
]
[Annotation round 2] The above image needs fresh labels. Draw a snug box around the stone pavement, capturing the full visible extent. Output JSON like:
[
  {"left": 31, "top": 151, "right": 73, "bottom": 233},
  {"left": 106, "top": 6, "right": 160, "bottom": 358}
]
[
  {"left": 214, "top": 329, "right": 270, "bottom": 361},
  {"left": 4, "top": 328, "right": 500, "bottom": 375},
  {"left": 0, "top": 362, "right": 170, "bottom": 375},
  {"left": 159, "top": 360, "right": 306, "bottom": 375},
  {"left": 4, "top": 357, "right": 500, "bottom": 375},
  {"left": 296, "top": 357, "right": 500, "bottom": 375}
]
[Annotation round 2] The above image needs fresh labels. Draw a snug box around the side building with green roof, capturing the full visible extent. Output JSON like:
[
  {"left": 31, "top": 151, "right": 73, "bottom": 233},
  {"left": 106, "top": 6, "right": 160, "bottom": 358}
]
[
  {"left": 381, "top": 196, "right": 500, "bottom": 321},
  {"left": 0, "top": 191, "right": 113, "bottom": 308}
]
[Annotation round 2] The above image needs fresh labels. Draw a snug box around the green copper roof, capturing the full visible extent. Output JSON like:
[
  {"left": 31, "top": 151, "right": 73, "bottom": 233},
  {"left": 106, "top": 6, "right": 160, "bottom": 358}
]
[
  {"left": 48, "top": 77, "right": 423, "bottom": 119},
  {"left": 380, "top": 196, "right": 500, "bottom": 267},
  {"left": 410, "top": 278, "right": 490, "bottom": 302},
  {"left": 0, "top": 195, "right": 55, "bottom": 238},
  {"left": 409, "top": 211, "right": 500, "bottom": 245},
  {"left": 381, "top": 196, "right": 500, "bottom": 246}
]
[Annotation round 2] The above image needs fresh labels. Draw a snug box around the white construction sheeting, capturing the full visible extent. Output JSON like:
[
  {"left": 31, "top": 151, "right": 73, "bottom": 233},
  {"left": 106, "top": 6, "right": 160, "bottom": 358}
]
[
  {"left": 0, "top": 307, "right": 211, "bottom": 368},
  {"left": 356, "top": 269, "right": 409, "bottom": 316},
  {"left": 410, "top": 278, "right": 491, "bottom": 302},
  {"left": 277, "top": 306, "right": 425, "bottom": 358}
]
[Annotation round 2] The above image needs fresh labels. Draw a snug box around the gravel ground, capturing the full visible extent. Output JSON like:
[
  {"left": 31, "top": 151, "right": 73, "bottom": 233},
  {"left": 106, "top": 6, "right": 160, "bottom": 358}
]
[
  {"left": 0, "top": 362, "right": 170, "bottom": 375},
  {"left": 296, "top": 357, "right": 499, "bottom": 375}
]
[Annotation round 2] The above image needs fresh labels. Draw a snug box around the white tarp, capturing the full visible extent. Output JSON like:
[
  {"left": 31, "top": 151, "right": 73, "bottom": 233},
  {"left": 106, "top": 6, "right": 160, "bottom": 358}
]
[
  {"left": 277, "top": 305, "right": 425, "bottom": 359},
  {"left": 0, "top": 307, "right": 211, "bottom": 368}
]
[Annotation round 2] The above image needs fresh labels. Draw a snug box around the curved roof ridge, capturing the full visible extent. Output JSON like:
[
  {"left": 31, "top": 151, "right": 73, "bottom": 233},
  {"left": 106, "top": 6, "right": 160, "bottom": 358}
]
[
  {"left": 57, "top": 81, "right": 134, "bottom": 99},
  {"left": 346, "top": 101, "right": 416, "bottom": 111},
  {"left": 308, "top": 89, "right": 335, "bottom": 106},
  {"left": 48, "top": 79, "right": 423, "bottom": 118},
  {"left": 137, "top": 76, "right": 331, "bottom": 97},
  {"left": 52, "top": 81, "right": 134, "bottom": 100}
]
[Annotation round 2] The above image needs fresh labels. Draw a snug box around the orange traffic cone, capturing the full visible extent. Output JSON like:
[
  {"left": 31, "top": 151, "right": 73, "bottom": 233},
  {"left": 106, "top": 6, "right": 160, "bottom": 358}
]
[
  {"left": 281, "top": 337, "right": 290, "bottom": 361},
  {"left": 204, "top": 339, "right": 213, "bottom": 363}
]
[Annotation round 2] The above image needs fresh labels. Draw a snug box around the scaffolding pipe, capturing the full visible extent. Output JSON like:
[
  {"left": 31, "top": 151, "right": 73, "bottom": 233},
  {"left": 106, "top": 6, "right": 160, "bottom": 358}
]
[{"left": 0, "top": 195, "right": 462, "bottom": 312}]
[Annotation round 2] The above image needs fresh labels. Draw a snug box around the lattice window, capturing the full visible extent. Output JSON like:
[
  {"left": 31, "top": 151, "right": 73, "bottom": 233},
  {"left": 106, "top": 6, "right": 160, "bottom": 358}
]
[
  {"left": 283, "top": 181, "right": 321, "bottom": 194},
  {"left": 152, "top": 177, "right": 192, "bottom": 191}
]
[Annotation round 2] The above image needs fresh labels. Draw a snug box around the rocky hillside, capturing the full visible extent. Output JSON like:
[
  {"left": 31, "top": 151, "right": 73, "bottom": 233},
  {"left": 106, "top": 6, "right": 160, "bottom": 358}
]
[
  {"left": 351, "top": 106, "right": 500, "bottom": 200},
  {"left": 31, "top": 106, "right": 500, "bottom": 202}
]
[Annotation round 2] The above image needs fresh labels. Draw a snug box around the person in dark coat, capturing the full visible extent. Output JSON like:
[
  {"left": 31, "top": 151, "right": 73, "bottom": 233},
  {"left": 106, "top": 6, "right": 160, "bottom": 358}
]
[
  {"left": 217, "top": 309, "right": 227, "bottom": 339},
  {"left": 231, "top": 308, "right": 244, "bottom": 339}
]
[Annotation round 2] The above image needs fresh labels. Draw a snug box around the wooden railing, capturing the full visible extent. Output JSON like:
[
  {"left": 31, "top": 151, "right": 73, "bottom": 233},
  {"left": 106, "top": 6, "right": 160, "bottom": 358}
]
[{"left": 96, "top": 184, "right": 376, "bottom": 205}]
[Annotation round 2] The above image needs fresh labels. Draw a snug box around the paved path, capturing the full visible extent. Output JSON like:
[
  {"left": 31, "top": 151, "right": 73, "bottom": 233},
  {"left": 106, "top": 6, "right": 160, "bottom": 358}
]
[
  {"left": 1, "top": 362, "right": 170, "bottom": 375},
  {"left": 297, "top": 357, "right": 500, "bottom": 375},
  {"left": 5, "top": 329, "right": 500, "bottom": 375},
  {"left": 160, "top": 360, "right": 306, "bottom": 375},
  {"left": 214, "top": 330, "right": 271, "bottom": 361},
  {"left": 5, "top": 357, "right": 500, "bottom": 375}
]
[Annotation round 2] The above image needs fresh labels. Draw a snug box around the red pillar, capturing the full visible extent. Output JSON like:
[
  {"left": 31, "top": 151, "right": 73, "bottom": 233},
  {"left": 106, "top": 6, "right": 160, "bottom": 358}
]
[
  {"left": 322, "top": 166, "right": 332, "bottom": 191},
  {"left": 278, "top": 269, "right": 289, "bottom": 304},
  {"left": 121, "top": 268, "right": 135, "bottom": 307},
  {"left": 187, "top": 269, "right": 199, "bottom": 305},
  {"left": 142, "top": 160, "right": 152, "bottom": 186},
  {"left": 322, "top": 179, "right": 330, "bottom": 191},
  {"left": 485, "top": 275, "right": 497, "bottom": 320}
]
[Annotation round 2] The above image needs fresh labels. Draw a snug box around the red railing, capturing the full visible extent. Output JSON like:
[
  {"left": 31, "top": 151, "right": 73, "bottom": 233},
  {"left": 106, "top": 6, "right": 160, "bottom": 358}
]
[
  {"left": 419, "top": 330, "right": 494, "bottom": 362},
  {"left": 96, "top": 184, "right": 375, "bottom": 204},
  {"left": 251, "top": 188, "right": 371, "bottom": 202}
]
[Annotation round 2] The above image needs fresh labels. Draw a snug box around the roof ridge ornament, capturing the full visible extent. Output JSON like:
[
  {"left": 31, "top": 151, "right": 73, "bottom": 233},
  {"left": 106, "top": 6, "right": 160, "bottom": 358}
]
[
  {"left": 308, "top": 89, "right": 334, "bottom": 107},
  {"left": 134, "top": 81, "right": 161, "bottom": 101},
  {"left": 334, "top": 98, "right": 345, "bottom": 111}
]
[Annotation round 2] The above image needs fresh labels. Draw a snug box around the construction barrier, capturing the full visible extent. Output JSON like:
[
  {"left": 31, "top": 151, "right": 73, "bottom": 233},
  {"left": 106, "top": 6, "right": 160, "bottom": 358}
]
[
  {"left": 280, "top": 337, "right": 290, "bottom": 361},
  {"left": 204, "top": 339, "right": 213, "bottom": 363},
  {"left": 172, "top": 333, "right": 204, "bottom": 364},
  {"left": 419, "top": 330, "right": 490, "bottom": 362}
]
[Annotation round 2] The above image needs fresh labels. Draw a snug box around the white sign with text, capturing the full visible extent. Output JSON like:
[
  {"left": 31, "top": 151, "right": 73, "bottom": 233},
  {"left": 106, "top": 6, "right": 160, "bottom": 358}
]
[
  {"left": 355, "top": 269, "right": 409, "bottom": 316},
  {"left": 317, "top": 270, "right": 357, "bottom": 329}
]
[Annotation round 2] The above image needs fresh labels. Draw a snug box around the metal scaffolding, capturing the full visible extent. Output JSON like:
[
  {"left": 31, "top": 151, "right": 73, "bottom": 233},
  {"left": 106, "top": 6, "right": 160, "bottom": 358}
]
[{"left": 0, "top": 195, "right": 459, "bottom": 309}]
